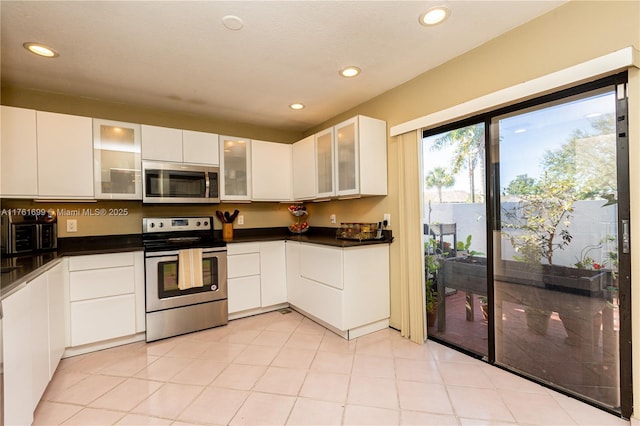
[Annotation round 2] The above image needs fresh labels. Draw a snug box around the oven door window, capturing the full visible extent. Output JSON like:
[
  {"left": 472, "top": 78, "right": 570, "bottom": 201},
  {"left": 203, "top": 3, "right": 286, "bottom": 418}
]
[
  {"left": 157, "top": 256, "right": 218, "bottom": 298},
  {"left": 145, "top": 169, "right": 207, "bottom": 198}
]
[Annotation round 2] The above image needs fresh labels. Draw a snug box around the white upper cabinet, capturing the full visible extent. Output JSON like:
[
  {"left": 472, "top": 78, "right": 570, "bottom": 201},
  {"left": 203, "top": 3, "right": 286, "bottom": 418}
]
[
  {"left": 300, "top": 115, "right": 387, "bottom": 200},
  {"left": 315, "top": 127, "right": 335, "bottom": 199},
  {"left": 292, "top": 135, "right": 316, "bottom": 200},
  {"left": 183, "top": 130, "right": 219, "bottom": 165},
  {"left": 1, "top": 106, "right": 38, "bottom": 197},
  {"left": 219, "top": 135, "right": 251, "bottom": 201},
  {"left": 93, "top": 119, "right": 142, "bottom": 199},
  {"left": 37, "top": 111, "right": 94, "bottom": 199},
  {"left": 141, "top": 124, "right": 182, "bottom": 162},
  {"left": 335, "top": 115, "right": 387, "bottom": 197},
  {"left": 251, "top": 139, "right": 292, "bottom": 201},
  {"left": 141, "top": 125, "right": 219, "bottom": 165}
]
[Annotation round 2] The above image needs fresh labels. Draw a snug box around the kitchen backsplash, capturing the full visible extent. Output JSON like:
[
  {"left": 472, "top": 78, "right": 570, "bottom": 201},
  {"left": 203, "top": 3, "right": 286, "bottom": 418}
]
[
  {"left": 1, "top": 196, "right": 391, "bottom": 238},
  {"left": 0, "top": 199, "right": 289, "bottom": 237}
]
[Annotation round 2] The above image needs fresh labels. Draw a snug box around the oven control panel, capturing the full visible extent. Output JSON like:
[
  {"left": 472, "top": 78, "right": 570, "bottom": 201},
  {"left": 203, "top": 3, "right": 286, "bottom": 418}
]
[{"left": 143, "top": 217, "right": 212, "bottom": 233}]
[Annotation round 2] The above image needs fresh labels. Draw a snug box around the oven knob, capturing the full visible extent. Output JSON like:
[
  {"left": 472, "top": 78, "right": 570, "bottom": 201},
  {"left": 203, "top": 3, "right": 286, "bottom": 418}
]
[
  {"left": 204, "top": 221, "right": 209, "bottom": 227},
  {"left": 150, "top": 223, "right": 155, "bottom": 228},
  {"left": 196, "top": 221, "right": 201, "bottom": 227},
  {"left": 158, "top": 222, "right": 164, "bottom": 228},
  {"left": 211, "top": 284, "right": 218, "bottom": 291}
]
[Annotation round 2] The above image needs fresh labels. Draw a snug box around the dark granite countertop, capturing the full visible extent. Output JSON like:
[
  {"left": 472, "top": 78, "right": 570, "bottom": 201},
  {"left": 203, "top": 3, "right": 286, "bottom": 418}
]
[
  {"left": 1, "top": 252, "right": 62, "bottom": 297},
  {"left": 1, "top": 234, "right": 143, "bottom": 298},
  {"left": 57, "top": 234, "right": 144, "bottom": 256},
  {"left": 1, "top": 228, "right": 392, "bottom": 298},
  {"left": 227, "top": 226, "right": 393, "bottom": 247}
]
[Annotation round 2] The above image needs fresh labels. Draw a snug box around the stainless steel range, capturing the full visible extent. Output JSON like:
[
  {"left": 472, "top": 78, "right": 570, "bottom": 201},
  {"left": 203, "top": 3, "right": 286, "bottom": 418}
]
[{"left": 142, "top": 217, "right": 227, "bottom": 342}]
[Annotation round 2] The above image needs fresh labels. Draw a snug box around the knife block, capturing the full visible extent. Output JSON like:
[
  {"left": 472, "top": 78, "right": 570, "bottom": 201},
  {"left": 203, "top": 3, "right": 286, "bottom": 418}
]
[{"left": 222, "top": 223, "right": 234, "bottom": 241}]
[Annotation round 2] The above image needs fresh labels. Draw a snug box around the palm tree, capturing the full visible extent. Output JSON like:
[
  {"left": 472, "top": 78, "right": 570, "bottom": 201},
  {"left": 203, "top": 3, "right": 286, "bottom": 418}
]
[
  {"left": 431, "top": 124, "right": 485, "bottom": 202},
  {"left": 425, "top": 167, "right": 455, "bottom": 203}
]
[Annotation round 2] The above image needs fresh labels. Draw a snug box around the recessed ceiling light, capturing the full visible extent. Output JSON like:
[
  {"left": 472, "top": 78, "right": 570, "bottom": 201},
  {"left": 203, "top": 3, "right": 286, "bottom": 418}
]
[
  {"left": 222, "top": 15, "right": 244, "bottom": 31},
  {"left": 419, "top": 6, "right": 450, "bottom": 26},
  {"left": 289, "top": 103, "right": 305, "bottom": 110},
  {"left": 23, "top": 42, "right": 59, "bottom": 58},
  {"left": 339, "top": 66, "right": 361, "bottom": 78}
]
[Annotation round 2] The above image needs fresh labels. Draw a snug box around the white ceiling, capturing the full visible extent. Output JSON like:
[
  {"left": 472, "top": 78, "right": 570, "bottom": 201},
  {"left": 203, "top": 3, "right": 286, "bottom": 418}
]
[{"left": 1, "top": 1, "right": 566, "bottom": 133}]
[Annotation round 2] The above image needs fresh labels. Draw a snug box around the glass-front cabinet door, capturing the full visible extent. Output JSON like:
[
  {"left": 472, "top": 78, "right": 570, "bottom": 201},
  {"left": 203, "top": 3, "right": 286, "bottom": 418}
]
[
  {"left": 93, "top": 119, "right": 142, "bottom": 199},
  {"left": 315, "top": 128, "right": 334, "bottom": 198},
  {"left": 335, "top": 117, "right": 359, "bottom": 196},
  {"left": 219, "top": 135, "right": 251, "bottom": 201}
]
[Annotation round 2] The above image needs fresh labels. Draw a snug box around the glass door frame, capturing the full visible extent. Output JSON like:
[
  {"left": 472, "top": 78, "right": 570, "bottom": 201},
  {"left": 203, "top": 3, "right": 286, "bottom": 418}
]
[{"left": 423, "top": 71, "right": 631, "bottom": 418}]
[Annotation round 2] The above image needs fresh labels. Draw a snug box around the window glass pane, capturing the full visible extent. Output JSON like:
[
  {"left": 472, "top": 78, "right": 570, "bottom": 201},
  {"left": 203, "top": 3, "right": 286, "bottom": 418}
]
[
  {"left": 493, "top": 88, "right": 620, "bottom": 409},
  {"left": 422, "top": 122, "right": 488, "bottom": 357}
]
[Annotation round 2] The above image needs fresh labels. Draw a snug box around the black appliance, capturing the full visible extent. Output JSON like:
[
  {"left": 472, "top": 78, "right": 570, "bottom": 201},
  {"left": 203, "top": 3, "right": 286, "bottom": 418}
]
[{"left": 1, "top": 211, "right": 57, "bottom": 255}]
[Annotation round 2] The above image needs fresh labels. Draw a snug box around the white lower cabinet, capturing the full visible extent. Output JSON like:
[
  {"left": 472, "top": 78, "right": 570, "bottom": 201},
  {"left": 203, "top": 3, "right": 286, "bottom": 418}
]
[
  {"left": 31, "top": 273, "right": 50, "bottom": 410},
  {"left": 227, "top": 243, "right": 261, "bottom": 315},
  {"left": 47, "top": 262, "right": 66, "bottom": 374},
  {"left": 227, "top": 241, "right": 287, "bottom": 318},
  {"left": 228, "top": 275, "right": 261, "bottom": 313},
  {"left": 3, "top": 282, "right": 34, "bottom": 426},
  {"left": 67, "top": 252, "right": 144, "bottom": 350},
  {"left": 285, "top": 241, "right": 301, "bottom": 305},
  {"left": 292, "top": 243, "right": 390, "bottom": 339},
  {"left": 70, "top": 295, "right": 136, "bottom": 346},
  {"left": 299, "top": 244, "right": 343, "bottom": 289},
  {"left": 229, "top": 240, "right": 389, "bottom": 338},
  {"left": 295, "top": 272, "right": 344, "bottom": 330},
  {"left": 2, "top": 259, "right": 67, "bottom": 426}
]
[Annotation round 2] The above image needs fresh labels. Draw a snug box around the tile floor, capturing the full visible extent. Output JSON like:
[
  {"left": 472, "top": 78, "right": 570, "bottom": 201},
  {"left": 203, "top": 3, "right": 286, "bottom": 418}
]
[
  {"left": 430, "top": 288, "right": 621, "bottom": 407},
  {"left": 34, "top": 309, "right": 630, "bottom": 425}
]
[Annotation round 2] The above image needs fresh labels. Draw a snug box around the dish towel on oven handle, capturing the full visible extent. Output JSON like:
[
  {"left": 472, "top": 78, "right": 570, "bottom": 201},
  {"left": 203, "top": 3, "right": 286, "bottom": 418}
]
[{"left": 178, "top": 248, "right": 204, "bottom": 290}]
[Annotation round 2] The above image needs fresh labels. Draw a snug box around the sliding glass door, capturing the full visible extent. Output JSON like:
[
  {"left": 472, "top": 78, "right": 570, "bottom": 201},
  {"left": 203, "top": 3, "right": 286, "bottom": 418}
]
[
  {"left": 422, "top": 73, "right": 631, "bottom": 416},
  {"left": 492, "top": 86, "right": 623, "bottom": 411},
  {"left": 422, "top": 123, "right": 488, "bottom": 358}
]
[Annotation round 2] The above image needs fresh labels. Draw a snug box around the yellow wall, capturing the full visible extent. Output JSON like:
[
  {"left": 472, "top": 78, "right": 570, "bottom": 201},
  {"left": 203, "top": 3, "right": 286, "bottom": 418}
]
[
  {"left": 305, "top": 0, "right": 639, "bottom": 338},
  {"left": 0, "top": 199, "right": 294, "bottom": 237},
  {"left": 306, "top": 1, "right": 639, "bottom": 134},
  {"left": 1, "top": 86, "right": 302, "bottom": 144},
  {"left": 2, "top": 1, "right": 639, "bottom": 412}
]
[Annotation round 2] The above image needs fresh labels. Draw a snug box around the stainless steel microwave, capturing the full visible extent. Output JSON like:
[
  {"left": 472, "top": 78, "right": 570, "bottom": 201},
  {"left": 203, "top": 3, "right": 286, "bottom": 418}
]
[{"left": 142, "top": 161, "right": 220, "bottom": 204}]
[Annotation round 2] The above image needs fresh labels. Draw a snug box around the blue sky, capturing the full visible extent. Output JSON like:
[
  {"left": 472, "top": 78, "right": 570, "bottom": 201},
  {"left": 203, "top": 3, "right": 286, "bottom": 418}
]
[{"left": 423, "top": 89, "right": 616, "bottom": 194}]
